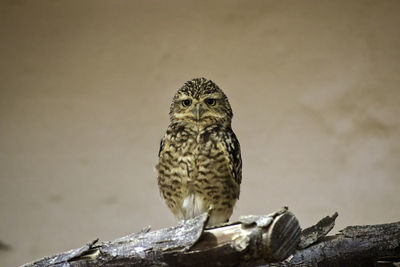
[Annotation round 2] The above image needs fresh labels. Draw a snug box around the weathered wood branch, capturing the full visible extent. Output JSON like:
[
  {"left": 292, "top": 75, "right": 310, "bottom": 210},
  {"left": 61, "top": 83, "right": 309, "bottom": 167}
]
[
  {"left": 22, "top": 208, "right": 400, "bottom": 267},
  {"left": 260, "top": 213, "right": 400, "bottom": 267},
  {"left": 22, "top": 208, "right": 300, "bottom": 266},
  {"left": 287, "top": 220, "right": 400, "bottom": 266}
]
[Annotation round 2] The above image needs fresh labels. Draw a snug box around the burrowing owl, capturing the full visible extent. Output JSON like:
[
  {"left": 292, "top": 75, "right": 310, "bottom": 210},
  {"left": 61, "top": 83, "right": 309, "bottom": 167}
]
[{"left": 156, "top": 78, "right": 242, "bottom": 226}]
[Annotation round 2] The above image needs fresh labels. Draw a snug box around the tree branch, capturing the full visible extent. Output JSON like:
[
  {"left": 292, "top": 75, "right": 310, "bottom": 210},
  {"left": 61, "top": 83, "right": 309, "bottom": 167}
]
[
  {"left": 258, "top": 214, "right": 400, "bottom": 267},
  {"left": 22, "top": 209, "right": 400, "bottom": 267},
  {"left": 22, "top": 208, "right": 300, "bottom": 266}
]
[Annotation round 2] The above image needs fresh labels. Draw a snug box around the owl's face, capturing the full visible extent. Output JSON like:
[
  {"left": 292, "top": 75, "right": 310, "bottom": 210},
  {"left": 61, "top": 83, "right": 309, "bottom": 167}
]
[{"left": 169, "top": 78, "right": 233, "bottom": 128}]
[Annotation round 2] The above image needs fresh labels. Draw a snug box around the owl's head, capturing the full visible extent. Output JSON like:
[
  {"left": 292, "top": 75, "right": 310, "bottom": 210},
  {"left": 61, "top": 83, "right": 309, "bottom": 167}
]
[{"left": 169, "top": 78, "right": 233, "bottom": 128}]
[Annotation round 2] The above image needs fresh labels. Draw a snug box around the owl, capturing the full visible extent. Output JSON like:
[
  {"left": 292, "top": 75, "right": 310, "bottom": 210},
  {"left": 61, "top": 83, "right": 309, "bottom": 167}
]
[{"left": 156, "top": 78, "right": 242, "bottom": 226}]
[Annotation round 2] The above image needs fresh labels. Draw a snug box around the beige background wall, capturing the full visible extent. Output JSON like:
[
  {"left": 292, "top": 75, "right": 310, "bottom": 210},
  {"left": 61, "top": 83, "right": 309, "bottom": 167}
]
[{"left": 1, "top": 0, "right": 400, "bottom": 265}]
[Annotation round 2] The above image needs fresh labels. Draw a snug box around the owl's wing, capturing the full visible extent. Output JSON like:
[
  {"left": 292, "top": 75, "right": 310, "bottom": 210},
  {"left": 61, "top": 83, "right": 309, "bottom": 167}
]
[{"left": 222, "top": 129, "right": 242, "bottom": 186}]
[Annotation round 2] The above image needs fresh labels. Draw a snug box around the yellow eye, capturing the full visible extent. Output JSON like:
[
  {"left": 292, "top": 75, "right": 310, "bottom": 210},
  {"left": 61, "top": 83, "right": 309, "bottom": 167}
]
[
  {"left": 182, "top": 99, "right": 192, "bottom": 107},
  {"left": 205, "top": 98, "right": 216, "bottom": 106}
]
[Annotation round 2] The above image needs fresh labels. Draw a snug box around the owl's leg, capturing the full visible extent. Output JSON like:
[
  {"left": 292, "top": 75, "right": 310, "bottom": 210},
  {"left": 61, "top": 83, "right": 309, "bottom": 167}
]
[
  {"left": 182, "top": 192, "right": 206, "bottom": 220},
  {"left": 207, "top": 208, "right": 233, "bottom": 227}
]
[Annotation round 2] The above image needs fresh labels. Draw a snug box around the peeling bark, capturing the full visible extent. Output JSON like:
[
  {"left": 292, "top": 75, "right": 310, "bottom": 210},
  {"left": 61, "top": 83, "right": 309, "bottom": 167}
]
[
  {"left": 22, "top": 208, "right": 300, "bottom": 267},
  {"left": 21, "top": 209, "right": 400, "bottom": 267},
  {"left": 259, "top": 217, "right": 400, "bottom": 267}
]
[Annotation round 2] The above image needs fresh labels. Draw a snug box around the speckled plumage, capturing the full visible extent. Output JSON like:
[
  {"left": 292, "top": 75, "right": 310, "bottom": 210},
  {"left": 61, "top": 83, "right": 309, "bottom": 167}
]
[{"left": 156, "top": 78, "right": 242, "bottom": 226}]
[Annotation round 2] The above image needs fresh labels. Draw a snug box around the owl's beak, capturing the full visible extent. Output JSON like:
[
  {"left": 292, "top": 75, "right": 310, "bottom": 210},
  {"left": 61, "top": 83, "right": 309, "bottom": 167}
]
[{"left": 193, "top": 103, "right": 203, "bottom": 121}]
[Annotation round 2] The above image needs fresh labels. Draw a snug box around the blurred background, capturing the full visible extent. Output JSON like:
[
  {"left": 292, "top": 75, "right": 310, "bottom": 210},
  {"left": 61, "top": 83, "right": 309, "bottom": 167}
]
[{"left": 1, "top": 0, "right": 400, "bottom": 265}]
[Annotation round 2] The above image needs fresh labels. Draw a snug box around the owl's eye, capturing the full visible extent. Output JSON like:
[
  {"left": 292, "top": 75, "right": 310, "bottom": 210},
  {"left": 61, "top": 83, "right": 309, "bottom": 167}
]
[
  {"left": 182, "top": 99, "right": 192, "bottom": 107},
  {"left": 204, "top": 98, "right": 216, "bottom": 106}
]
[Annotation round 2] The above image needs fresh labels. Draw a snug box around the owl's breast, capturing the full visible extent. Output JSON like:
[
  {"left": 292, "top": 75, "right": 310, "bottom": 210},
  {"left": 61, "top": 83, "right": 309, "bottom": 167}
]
[
  {"left": 196, "top": 133, "right": 231, "bottom": 181},
  {"left": 158, "top": 130, "right": 197, "bottom": 185},
  {"left": 157, "top": 125, "right": 239, "bottom": 222},
  {"left": 159, "top": 128, "right": 227, "bottom": 184}
]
